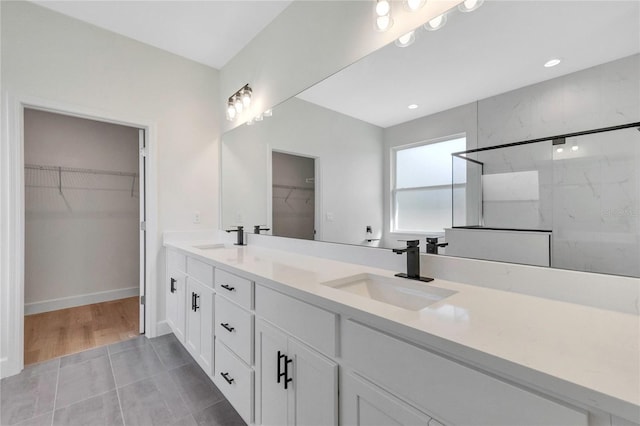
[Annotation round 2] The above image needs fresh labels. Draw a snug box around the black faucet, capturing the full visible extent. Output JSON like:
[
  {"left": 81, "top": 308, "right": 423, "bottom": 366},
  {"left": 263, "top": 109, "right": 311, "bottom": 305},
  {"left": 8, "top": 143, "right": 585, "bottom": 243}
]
[
  {"left": 254, "top": 225, "right": 270, "bottom": 234},
  {"left": 226, "top": 226, "right": 245, "bottom": 246},
  {"left": 426, "top": 237, "right": 448, "bottom": 254},
  {"left": 392, "top": 240, "right": 433, "bottom": 282}
]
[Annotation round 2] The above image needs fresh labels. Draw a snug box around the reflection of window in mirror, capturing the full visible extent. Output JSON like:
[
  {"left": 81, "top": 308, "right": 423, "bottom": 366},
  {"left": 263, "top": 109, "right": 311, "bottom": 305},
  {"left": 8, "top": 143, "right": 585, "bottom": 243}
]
[{"left": 392, "top": 136, "right": 466, "bottom": 234}]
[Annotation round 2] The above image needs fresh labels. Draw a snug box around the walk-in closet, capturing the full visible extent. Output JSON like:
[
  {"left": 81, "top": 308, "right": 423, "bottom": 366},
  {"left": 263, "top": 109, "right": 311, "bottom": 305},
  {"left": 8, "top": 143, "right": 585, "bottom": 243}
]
[{"left": 23, "top": 108, "right": 143, "bottom": 365}]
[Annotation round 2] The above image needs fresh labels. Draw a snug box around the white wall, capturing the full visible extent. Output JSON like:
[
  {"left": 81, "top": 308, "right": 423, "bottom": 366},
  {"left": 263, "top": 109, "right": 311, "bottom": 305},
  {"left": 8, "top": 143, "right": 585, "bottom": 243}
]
[
  {"left": 1, "top": 1, "right": 219, "bottom": 374},
  {"left": 24, "top": 109, "right": 140, "bottom": 312},
  {"left": 222, "top": 97, "right": 384, "bottom": 246}
]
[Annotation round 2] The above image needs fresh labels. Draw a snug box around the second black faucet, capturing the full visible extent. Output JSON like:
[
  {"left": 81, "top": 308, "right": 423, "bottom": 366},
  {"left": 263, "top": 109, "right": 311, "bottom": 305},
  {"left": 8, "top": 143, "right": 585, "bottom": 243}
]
[{"left": 392, "top": 240, "right": 433, "bottom": 282}]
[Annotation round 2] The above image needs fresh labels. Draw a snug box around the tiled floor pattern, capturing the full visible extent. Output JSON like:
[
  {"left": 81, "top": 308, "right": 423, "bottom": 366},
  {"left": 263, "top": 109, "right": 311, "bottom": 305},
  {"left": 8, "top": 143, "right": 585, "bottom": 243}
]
[{"left": 1, "top": 334, "right": 246, "bottom": 426}]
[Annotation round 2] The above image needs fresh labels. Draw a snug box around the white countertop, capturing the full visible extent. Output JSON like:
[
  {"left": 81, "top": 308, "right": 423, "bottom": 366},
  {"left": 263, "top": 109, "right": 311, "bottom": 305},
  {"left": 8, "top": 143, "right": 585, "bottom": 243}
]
[{"left": 166, "top": 240, "right": 640, "bottom": 421}]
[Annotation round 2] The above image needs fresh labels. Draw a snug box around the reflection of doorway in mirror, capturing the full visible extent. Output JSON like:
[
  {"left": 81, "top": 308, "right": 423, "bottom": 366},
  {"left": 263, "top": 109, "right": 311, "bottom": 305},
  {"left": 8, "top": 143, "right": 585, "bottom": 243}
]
[{"left": 272, "top": 151, "right": 316, "bottom": 240}]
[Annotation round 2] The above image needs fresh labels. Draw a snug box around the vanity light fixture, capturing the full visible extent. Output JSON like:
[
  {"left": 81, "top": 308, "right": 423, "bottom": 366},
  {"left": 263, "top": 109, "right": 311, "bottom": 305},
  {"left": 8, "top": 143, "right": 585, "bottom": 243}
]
[
  {"left": 458, "top": 0, "right": 484, "bottom": 13},
  {"left": 544, "top": 58, "right": 561, "bottom": 68},
  {"left": 375, "top": 0, "right": 393, "bottom": 31},
  {"left": 226, "top": 83, "right": 252, "bottom": 121},
  {"left": 395, "top": 30, "right": 416, "bottom": 47},
  {"left": 424, "top": 13, "right": 447, "bottom": 31},
  {"left": 571, "top": 144, "right": 579, "bottom": 151}
]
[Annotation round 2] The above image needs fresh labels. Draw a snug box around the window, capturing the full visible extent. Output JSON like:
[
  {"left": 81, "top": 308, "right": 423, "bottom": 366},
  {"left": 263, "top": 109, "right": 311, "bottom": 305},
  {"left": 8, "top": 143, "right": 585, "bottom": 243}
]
[{"left": 392, "top": 136, "right": 466, "bottom": 233}]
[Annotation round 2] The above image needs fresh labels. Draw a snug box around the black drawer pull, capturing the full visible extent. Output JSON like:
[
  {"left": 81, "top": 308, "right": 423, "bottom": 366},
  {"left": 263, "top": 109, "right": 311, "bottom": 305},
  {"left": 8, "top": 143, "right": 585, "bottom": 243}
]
[
  {"left": 220, "top": 323, "right": 235, "bottom": 333},
  {"left": 194, "top": 293, "right": 200, "bottom": 311},
  {"left": 170, "top": 278, "right": 177, "bottom": 293},
  {"left": 220, "top": 372, "right": 234, "bottom": 385},
  {"left": 220, "top": 284, "right": 235, "bottom": 292}
]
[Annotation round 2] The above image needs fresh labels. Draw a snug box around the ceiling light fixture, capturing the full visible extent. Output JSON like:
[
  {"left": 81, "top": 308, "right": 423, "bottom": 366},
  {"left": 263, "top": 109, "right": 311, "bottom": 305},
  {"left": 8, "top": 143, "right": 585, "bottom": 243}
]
[
  {"left": 424, "top": 13, "right": 447, "bottom": 31},
  {"left": 458, "top": 0, "right": 484, "bottom": 13},
  {"left": 226, "top": 83, "right": 252, "bottom": 122},
  {"left": 408, "top": 104, "right": 419, "bottom": 109},
  {"left": 405, "top": 0, "right": 425, "bottom": 11},
  {"left": 544, "top": 58, "right": 561, "bottom": 68},
  {"left": 556, "top": 147, "right": 564, "bottom": 153},
  {"left": 375, "top": 0, "right": 393, "bottom": 31},
  {"left": 395, "top": 30, "right": 416, "bottom": 47}
]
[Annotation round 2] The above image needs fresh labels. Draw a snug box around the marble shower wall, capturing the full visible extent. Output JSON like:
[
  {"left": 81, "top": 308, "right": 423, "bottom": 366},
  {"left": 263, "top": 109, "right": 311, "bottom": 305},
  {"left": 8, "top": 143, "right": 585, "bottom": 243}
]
[{"left": 552, "top": 127, "right": 640, "bottom": 277}]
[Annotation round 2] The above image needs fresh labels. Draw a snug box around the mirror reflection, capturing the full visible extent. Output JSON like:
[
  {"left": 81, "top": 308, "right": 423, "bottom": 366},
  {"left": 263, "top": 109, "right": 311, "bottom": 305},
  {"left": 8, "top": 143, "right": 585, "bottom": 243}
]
[{"left": 221, "top": 0, "right": 639, "bottom": 277}]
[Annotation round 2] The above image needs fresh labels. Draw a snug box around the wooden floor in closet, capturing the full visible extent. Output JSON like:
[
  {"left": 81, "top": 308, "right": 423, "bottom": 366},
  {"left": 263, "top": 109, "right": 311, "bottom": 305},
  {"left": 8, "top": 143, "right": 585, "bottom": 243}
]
[{"left": 24, "top": 296, "right": 139, "bottom": 365}]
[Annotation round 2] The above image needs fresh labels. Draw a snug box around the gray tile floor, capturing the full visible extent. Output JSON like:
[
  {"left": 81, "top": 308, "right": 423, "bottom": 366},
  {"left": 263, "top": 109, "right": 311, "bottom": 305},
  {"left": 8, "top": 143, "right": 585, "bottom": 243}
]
[{"left": 1, "top": 334, "right": 246, "bottom": 426}]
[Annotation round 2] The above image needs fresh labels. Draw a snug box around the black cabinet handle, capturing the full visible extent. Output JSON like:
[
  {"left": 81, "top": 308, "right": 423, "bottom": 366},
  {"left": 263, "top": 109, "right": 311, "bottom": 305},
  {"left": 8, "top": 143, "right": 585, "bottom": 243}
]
[
  {"left": 284, "top": 355, "right": 293, "bottom": 390},
  {"left": 220, "top": 372, "right": 234, "bottom": 385},
  {"left": 191, "top": 292, "right": 195, "bottom": 311},
  {"left": 220, "top": 323, "right": 235, "bottom": 333},
  {"left": 277, "top": 351, "right": 286, "bottom": 384},
  {"left": 194, "top": 293, "right": 200, "bottom": 311},
  {"left": 220, "top": 284, "right": 235, "bottom": 292}
]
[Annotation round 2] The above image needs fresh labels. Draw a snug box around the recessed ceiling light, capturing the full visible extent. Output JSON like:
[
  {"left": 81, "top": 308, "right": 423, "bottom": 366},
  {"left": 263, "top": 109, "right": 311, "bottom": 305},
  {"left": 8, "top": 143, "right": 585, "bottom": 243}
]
[
  {"left": 556, "top": 147, "right": 564, "bottom": 153},
  {"left": 544, "top": 58, "right": 561, "bottom": 68},
  {"left": 408, "top": 104, "right": 418, "bottom": 109}
]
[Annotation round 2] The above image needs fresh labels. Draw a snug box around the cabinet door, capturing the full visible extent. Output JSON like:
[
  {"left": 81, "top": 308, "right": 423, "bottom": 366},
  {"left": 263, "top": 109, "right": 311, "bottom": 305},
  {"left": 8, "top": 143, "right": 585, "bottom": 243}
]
[
  {"left": 185, "top": 278, "right": 202, "bottom": 360},
  {"left": 255, "top": 320, "right": 289, "bottom": 426},
  {"left": 288, "top": 338, "right": 338, "bottom": 426},
  {"left": 166, "top": 271, "right": 186, "bottom": 342},
  {"left": 198, "top": 286, "right": 214, "bottom": 374},
  {"left": 342, "top": 372, "right": 432, "bottom": 426}
]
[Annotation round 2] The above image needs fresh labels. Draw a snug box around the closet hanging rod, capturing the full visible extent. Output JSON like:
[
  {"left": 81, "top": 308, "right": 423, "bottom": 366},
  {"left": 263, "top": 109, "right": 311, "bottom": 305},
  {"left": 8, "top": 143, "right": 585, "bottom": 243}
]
[
  {"left": 272, "top": 184, "right": 313, "bottom": 191},
  {"left": 25, "top": 164, "right": 138, "bottom": 178}
]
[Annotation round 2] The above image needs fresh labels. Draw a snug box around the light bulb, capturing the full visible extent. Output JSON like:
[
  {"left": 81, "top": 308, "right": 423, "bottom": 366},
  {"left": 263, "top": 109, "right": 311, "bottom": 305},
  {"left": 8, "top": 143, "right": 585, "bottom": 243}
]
[
  {"left": 376, "top": 15, "right": 392, "bottom": 31},
  {"left": 544, "top": 58, "right": 561, "bottom": 68},
  {"left": 227, "top": 102, "right": 236, "bottom": 120},
  {"left": 263, "top": 109, "right": 272, "bottom": 117},
  {"left": 376, "top": 0, "right": 390, "bottom": 16},
  {"left": 458, "top": 0, "right": 484, "bottom": 12},
  {"left": 242, "top": 88, "right": 252, "bottom": 108},
  {"left": 556, "top": 147, "right": 564, "bottom": 153},
  {"left": 424, "top": 14, "right": 447, "bottom": 31},
  {"left": 395, "top": 31, "right": 416, "bottom": 48},
  {"left": 408, "top": 104, "right": 418, "bottom": 109},
  {"left": 571, "top": 145, "right": 579, "bottom": 151},
  {"left": 234, "top": 94, "right": 243, "bottom": 114},
  {"left": 406, "top": 0, "right": 424, "bottom": 11}
]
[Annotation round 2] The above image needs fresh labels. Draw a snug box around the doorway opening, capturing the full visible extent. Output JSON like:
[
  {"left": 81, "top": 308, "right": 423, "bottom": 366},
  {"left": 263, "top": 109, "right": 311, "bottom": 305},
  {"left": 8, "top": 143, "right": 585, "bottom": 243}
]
[
  {"left": 22, "top": 108, "right": 146, "bottom": 365},
  {"left": 271, "top": 151, "right": 316, "bottom": 240}
]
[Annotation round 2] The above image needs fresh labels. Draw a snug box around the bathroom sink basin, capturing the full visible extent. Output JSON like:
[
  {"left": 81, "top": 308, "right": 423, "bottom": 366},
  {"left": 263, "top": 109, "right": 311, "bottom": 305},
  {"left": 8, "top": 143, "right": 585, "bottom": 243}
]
[
  {"left": 192, "top": 243, "right": 226, "bottom": 251},
  {"left": 321, "top": 273, "right": 456, "bottom": 311}
]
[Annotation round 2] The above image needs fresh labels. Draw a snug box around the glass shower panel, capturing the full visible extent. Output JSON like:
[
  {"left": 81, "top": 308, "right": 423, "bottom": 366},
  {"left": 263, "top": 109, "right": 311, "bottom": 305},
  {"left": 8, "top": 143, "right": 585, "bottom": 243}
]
[
  {"left": 477, "top": 141, "right": 554, "bottom": 230},
  {"left": 552, "top": 127, "right": 640, "bottom": 276},
  {"left": 452, "top": 153, "right": 481, "bottom": 227}
]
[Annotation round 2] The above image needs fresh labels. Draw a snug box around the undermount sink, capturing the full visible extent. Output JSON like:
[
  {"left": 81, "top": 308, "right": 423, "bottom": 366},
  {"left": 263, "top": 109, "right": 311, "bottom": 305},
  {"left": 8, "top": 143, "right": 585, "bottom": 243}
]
[
  {"left": 321, "top": 273, "right": 456, "bottom": 311},
  {"left": 192, "top": 243, "right": 226, "bottom": 251}
]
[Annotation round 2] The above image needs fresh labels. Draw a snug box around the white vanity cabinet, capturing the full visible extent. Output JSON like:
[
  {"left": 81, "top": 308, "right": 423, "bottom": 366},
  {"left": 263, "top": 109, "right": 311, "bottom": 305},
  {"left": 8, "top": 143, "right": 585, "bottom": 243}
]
[
  {"left": 185, "top": 276, "right": 214, "bottom": 374},
  {"left": 254, "top": 284, "right": 339, "bottom": 426},
  {"left": 166, "top": 249, "right": 187, "bottom": 342},
  {"left": 255, "top": 318, "right": 338, "bottom": 426},
  {"left": 341, "top": 319, "right": 588, "bottom": 426},
  {"left": 212, "top": 267, "right": 256, "bottom": 425}
]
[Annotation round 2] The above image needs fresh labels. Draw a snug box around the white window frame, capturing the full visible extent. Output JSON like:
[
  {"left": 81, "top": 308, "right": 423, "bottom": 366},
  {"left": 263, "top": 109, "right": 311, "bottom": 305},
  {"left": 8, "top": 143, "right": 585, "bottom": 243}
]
[{"left": 390, "top": 133, "right": 466, "bottom": 235}]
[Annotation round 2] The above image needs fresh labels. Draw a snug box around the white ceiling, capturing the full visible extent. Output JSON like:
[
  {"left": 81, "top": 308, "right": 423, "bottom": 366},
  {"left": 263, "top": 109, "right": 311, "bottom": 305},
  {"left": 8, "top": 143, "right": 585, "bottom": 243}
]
[
  {"left": 297, "top": 1, "right": 640, "bottom": 128},
  {"left": 31, "top": 0, "right": 293, "bottom": 69}
]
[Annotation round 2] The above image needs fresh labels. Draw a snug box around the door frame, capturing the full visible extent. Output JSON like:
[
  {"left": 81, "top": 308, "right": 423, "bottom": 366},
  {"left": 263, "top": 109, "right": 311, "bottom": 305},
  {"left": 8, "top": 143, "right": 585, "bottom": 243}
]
[
  {"left": 267, "top": 147, "right": 322, "bottom": 241},
  {"left": 1, "top": 92, "right": 158, "bottom": 378}
]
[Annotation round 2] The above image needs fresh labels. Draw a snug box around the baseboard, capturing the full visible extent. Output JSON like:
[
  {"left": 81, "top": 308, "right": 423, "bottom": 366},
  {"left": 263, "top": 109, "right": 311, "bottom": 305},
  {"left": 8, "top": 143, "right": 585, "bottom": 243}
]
[
  {"left": 155, "top": 320, "right": 171, "bottom": 337},
  {"left": 25, "top": 287, "right": 139, "bottom": 315}
]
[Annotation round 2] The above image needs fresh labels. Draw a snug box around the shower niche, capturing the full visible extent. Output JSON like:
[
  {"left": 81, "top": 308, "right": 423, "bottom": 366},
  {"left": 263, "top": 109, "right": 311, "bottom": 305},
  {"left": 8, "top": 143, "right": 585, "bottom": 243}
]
[{"left": 448, "top": 123, "right": 640, "bottom": 277}]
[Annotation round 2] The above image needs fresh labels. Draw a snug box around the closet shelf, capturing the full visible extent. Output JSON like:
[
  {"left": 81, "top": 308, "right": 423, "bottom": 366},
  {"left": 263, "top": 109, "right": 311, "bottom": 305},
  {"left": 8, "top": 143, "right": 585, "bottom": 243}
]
[{"left": 25, "top": 164, "right": 139, "bottom": 197}]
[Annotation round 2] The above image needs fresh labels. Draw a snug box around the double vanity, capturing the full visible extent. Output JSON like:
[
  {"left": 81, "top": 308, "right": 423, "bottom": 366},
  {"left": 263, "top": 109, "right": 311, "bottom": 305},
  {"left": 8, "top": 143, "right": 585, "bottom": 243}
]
[{"left": 164, "top": 239, "right": 639, "bottom": 426}]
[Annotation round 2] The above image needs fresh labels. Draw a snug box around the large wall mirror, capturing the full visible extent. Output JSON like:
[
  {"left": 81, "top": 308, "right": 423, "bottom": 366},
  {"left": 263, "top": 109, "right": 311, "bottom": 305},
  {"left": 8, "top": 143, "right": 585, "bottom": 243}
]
[{"left": 221, "top": 0, "right": 640, "bottom": 278}]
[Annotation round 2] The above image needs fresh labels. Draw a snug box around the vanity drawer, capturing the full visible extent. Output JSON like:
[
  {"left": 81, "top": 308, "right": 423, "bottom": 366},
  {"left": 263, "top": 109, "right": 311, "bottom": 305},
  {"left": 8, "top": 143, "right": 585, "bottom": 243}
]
[
  {"left": 167, "top": 249, "right": 186, "bottom": 274},
  {"left": 215, "top": 268, "right": 253, "bottom": 310},
  {"left": 255, "top": 284, "right": 337, "bottom": 357},
  {"left": 215, "top": 341, "right": 254, "bottom": 424},
  {"left": 186, "top": 256, "right": 214, "bottom": 288},
  {"left": 215, "top": 296, "right": 254, "bottom": 365},
  {"left": 342, "top": 320, "right": 587, "bottom": 426}
]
